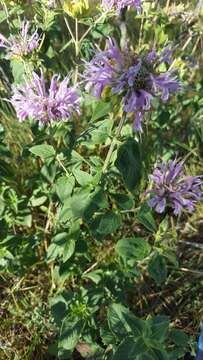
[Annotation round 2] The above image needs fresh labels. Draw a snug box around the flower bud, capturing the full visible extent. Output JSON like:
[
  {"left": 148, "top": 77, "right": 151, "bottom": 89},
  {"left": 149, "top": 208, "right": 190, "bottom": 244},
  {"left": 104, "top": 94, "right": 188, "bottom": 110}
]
[{"left": 63, "top": 0, "right": 99, "bottom": 18}]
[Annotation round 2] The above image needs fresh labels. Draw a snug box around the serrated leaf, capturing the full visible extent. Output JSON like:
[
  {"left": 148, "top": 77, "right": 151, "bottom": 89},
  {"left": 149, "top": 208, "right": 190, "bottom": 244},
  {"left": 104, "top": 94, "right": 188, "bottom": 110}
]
[
  {"left": 108, "top": 303, "right": 144, "bottom": 338},
  {"left": 90, "top": 118, "right": 113, "bottom": 145},
  {"left": 148, "top": 253, "right": 167, "bottom": 285},
  {"left": 92, "top": 101, "right": 111, "bottom": 121},
  {"left": 29, "top": 144, "right": 56, "bottom": 161},
  {"left": 97, "top": 212, "right": 121, "bottom": 235},
  {"left": 59, "top": 319, "right": 84, "bottom": 351},
  {"left": 113, "top": 337, "right": 148, "bottom": 360},
  {"left": 137, "top": 205, "right": 157, "bottom": 233},
  {"left": 149, "top": 316, "right": 170, "bottom": 343},
  {"left": 89, "top": 211, "right": 121, "bottom": 239},
  {"left": 111, "top": 193, "right": 134, "bottom": 210},
  {"left": 116, "top": 237, "right": 151, "bottom": 264}
]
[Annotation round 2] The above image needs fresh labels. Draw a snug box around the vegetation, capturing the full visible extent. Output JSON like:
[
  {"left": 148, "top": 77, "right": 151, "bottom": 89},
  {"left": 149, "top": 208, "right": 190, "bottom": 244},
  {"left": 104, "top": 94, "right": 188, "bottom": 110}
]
[{"left": 0, "top": 0, "right": 202, "bottom": 359}]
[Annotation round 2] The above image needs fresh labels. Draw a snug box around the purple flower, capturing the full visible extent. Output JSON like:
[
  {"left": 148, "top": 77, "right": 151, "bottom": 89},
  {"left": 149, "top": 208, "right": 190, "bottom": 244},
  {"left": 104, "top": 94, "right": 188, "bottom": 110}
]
[
  {"left": 101, "top": 0, "right": 142, "bottom": 12},
  {"left": 84, "top": 39, "right": 180, "bottom": 131},
  {"left": 0, "top": 21, "right": 40, "bottom": 59},
  {"left": 145, "top": 159, "right": 202, "bottom": 215},
  {"left": 11, "top": 70, "right": 80, "bottom": 125}
]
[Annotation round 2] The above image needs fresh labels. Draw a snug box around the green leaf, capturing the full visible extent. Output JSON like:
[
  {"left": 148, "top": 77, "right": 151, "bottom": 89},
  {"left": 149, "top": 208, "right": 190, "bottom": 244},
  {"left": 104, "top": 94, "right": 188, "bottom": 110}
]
[
  {"left": 111, "top": 193, "right": 134, "bottom": 210},
  {"left": 72, "top": 168, "right": 93, "bottom": 187},
  {"left": 30, "top": 195, "right": 47, "bottom": 207},
  {"left": 113, "top": 337, "right": 148, "bottom": 360},
  {"left": 47, "top": 243, "right": 61, "bottom": 261},
  {"left": 17, "top": 213, "right": 32, "bottom": 227},
  {"left": 137, "top": 353, "right": 154, "bottom": 360},
  {"left": 63, "top": 238, "right": 75, "bottom": 262},
  {"left": 0, "top": 196, "right": 5, "bottom": 216},
  {"left": 107, "top": 303, "right": 144, "bottom": 338},
  {"left": 137, "top": 204, "right": 157, "bottom": 233},
  {"left": 71, "top": 187, "right": 108, "bottom": 220},
  {"left": 89, "top": 118, "right": 113, "bottom": 145},
  {"left": 100, "top": 324, "right": 117, "bottom": 346},
  {"left": 53, "top": 232, "right": 69, "bottom": 245},
  {"left": 89, "top": 211, "right": 121, "bottom": 239},
  {"left": 0, "top": 10, "right": 8, "bottom": 24},
  {"left": 10, "top": 60, "right": 25, "bottom": 84},
  {"left": 148, "top": 253, "right": 167, "bottom": 285},
  {"left": 41, "top": 162, "right": 57, "bottom": 183},
  {"left": 58, "top": 204, "right": 73, "bottom": 223},
  {"left": 115, "top": 138, "right": 142, "bottom": 192},
  {"left": 83, "top": 270, "right": 102, "bottom": 284},
  {"left": 116, "top": 237, "right": 151, "bottom": 264},
  {"left": 149, "top": 348, "right": 170, "bottom": 360},
  {"left": 29, "top": 144, "right": 56, "bottom": 161},
  {"left": 92, "top": 101, "right": 112, "bottom": 121},
  {"left": 56, "top": 176, "right": 75, "bottom": 203},
  {"left": 59, "top": 319, "right": 84, "bottom": 351},
  {"left": 97, "top": 212, "right": 121, "bottom": 235},
  {"left": 149, "top": 316, "right": 169, "bottom": 343},
  {"left": 169, "top": 329, "right": 189, "bottom": 347},
  {"left": 71, "top": 188, "right": 92, "bottom": 218}
]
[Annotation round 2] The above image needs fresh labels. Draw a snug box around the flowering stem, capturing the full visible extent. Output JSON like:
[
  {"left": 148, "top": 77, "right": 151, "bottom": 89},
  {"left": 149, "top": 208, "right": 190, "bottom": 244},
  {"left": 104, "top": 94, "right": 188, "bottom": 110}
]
[
  {"left": 64, "top": 16, "right": 75, "bottom": 42},
  {"left": 74, "top": 18, "right": 79, "bottom": 84},
  {"left": 79, "top": 12, "right": 107, "bottom": 45},
  {"left": 102, "top": 116, "right": 126, "bottom": 174},
  {"left": 120, "top": 8, "right": 128, "bottom": 50}
]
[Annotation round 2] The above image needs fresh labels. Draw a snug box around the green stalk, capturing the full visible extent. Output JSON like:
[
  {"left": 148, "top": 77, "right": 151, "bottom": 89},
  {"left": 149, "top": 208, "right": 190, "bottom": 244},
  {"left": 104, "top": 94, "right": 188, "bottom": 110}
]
[{"left": 102, "top": 116, "right": 126, "bottom": 174}]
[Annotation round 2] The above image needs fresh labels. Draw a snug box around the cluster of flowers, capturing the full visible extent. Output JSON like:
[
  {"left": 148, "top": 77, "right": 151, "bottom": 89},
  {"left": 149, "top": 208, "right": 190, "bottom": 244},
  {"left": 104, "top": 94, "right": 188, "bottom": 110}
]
[
  {"left": 146, "top": 160, "right": 202, "bottom": 215},
  {"left": 0, "top": 11, "right": 201, "bottom": 215},
  {"left": 11, "top": 71, "right": 80, "bottom": 125},
  {"left": 84, "top": 38, "right": 179, "bottom": 131},
  {"left": 0, "top": 21, "right": 40, "bottom": 59}
]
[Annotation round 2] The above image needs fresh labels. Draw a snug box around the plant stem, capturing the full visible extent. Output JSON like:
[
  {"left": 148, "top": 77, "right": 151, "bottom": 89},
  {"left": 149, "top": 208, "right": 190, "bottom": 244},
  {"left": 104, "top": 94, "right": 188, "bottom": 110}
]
[
  {"left": 56, "top": 155, "right": 69, "bottom": 176},
  {"left": 120, "top": 7, "right": 127, "bottom": 50},
  {"left": 79, "top": 12, "right": 107, "bottom": 45},
  {"left": 102, "top": 116, "right": 126, "bottom": 173},
  {"left": 64, "top": 16, "right": 75, "bottom": 42},
  {"left": 74, "top": 18, "right": 79, "bottom": 84}
]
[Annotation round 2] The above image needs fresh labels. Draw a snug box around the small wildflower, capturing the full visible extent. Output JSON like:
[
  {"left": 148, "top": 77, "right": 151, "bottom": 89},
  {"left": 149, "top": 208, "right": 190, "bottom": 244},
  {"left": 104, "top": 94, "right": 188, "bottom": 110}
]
[
  {"left": 11, "top": 70, "right": 80, "bottom": 125},
  {"left": 101, "top": 0, "right": 142, "bottom": 12},
  {"left": 145, "top": 159, "right": 202, "bottom": 215},
  {"left": 84, "top": 39, "right": 180, "bottom": 131},
  {"left": 47, "top": 0, "right": 56, "bottom": 8},
  {"left": 0, "top": 21, "right": 40, "bottom": 59}
]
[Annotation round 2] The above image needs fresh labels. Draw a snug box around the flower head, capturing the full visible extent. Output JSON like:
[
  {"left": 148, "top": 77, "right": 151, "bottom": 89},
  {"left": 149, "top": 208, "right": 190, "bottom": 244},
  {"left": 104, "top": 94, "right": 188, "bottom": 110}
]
[
  {"left": 11, "top": 70, "right": 80, "bottom": 125},
  {"left": 0, "top": 21, "right": 40, "bottom": 59},
  {"left": 47, "top": 0, "right": 56, "bottom": 8},
  {"left": 84, "top": 39, "right": 180, "bottom": 131},
  {"left": 145, "top": 159, "right": 202, "bottom": 215},
  {"left": 101, "top": 0, "right": 142, "bottom": 12}
]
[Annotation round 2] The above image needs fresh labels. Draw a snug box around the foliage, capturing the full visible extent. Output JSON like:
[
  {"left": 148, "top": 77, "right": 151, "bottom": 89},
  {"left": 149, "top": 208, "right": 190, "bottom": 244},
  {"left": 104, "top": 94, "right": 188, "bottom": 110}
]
[{"left": 0, "top": 0, "right": 202, "bottom": 359}]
